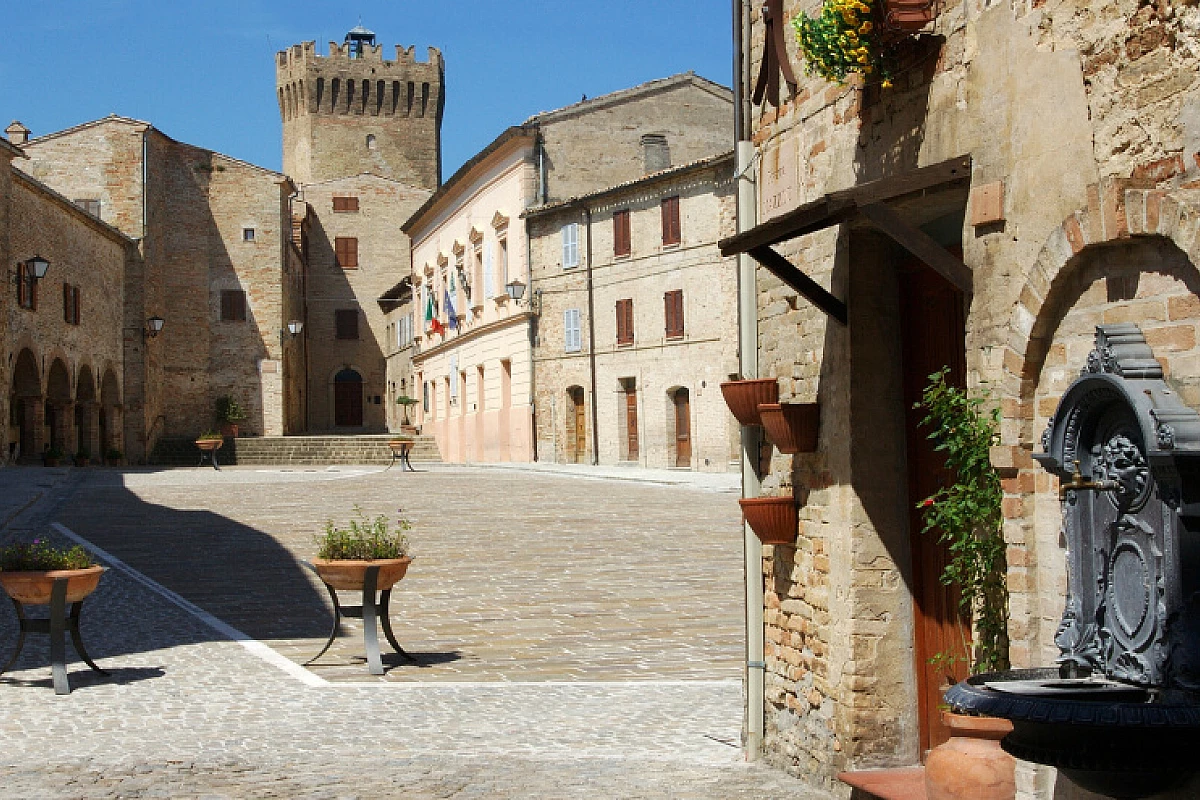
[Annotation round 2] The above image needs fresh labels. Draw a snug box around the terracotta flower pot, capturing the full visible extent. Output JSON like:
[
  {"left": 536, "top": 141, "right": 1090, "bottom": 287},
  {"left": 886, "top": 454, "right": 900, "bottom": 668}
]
[
  {"left": 738, "top": 496, "right": 797, "bottom": 545},
  {"left": 312, "top": 556, "right": 412, "bottom": 591},
  {"left": 195, "top": 438, "right": 223, "bottom": 452},
  {"left": 219, "top": 423, "right": 239, "bottom": 438},
  {"left": 883, "top": 0, "right": 938, "bottom": 32},
  {"left": 720, "top": 379, "right": 779, "bottom": 427},
  {"left": 758, "top": 403, "right": 820, "bottom": 454},
  {"left": 925, "top": 711, "right": 1015, "bottom": 800},
  {"left": 0, "top": 565, "right": 105, "bottom": 605}
]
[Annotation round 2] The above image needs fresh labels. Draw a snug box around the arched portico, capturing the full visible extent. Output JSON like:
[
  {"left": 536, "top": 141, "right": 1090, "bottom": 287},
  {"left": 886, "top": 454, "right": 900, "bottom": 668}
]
[
  {"left": 8, "top": 348, "right": 42, "bottom": 462},
  {"left": 46, "top": 358, "right": 73, "bottom": 456}
]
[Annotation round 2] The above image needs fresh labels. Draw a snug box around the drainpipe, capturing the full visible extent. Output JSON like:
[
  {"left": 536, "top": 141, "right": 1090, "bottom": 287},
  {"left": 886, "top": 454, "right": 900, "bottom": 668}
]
[
  {"left": 735, "top": 0, "right": 765, "bottom": 762},
  {"left": 524, "top": 213, "right": 538, "bottom": 462},
  {"left": 582, "top": 203, "right": 599, "bottom": 466}
]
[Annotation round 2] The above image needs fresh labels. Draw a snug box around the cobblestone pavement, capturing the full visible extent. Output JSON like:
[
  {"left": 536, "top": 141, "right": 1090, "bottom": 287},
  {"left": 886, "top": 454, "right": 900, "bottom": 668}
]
[{"left": 0, "top": 465, "right": 824, "bottom": 799}]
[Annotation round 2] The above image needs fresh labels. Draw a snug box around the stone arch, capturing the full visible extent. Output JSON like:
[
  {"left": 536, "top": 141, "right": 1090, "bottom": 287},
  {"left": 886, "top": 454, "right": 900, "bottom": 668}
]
[
  {"left": 9, "top": 348, "right": 41, "bottom": 461},
  {"left": 45, "top": 358, "right": 72, "bottom": 455},
  {"left": 992, "top": 186, "right": 1200, "bottom": 668},
  {"left": 76, "top": 363, "right": 97, "bottom": 462},
  {"left": 100, "top": 366, "right": 122, "bottom": 458},
  {"left": 331, "top": 365, "right": 364, "bottom": 429}
]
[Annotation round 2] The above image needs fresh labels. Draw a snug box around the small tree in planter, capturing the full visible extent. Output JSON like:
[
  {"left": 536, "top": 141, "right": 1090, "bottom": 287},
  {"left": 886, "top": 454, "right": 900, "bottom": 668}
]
[
  {"left": 394, "top": 395, "right": 420, "bottom": 430},
  {"left": 214, "top": 395, "right": 246, "bottom": 438},
  {"left": 915, "top": 369, "right": 1014, "bottom": 798}
]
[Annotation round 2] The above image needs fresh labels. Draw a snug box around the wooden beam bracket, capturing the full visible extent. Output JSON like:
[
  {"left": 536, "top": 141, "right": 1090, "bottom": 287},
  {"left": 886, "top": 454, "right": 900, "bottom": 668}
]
[
  {"left": 859, "top": 203, "right": 973, "bottom": 294},
  {"left": 747, "top": 245, "right": 847, "bottom": 326}
]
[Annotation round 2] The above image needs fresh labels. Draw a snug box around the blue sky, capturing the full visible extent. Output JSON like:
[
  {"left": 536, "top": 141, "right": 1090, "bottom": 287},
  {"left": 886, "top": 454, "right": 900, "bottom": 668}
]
[{"left": 2, "top": 1, "right": 735, "bottom": 178}]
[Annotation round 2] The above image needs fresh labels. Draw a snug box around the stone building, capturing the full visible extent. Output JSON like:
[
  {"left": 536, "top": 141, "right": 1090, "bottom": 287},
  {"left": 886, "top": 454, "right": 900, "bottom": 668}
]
[
  {"left": 13, "top": 116, "right": 299, "bottom": 458},
  {"left": 525, "top": 151, "right": 740, "bottom": 470},
  {"left": 277, "top": 28, "right": 438, "bottom": 434},
  {"left": 403, "top": 75, "right": 734, "bottom": 464},
  {"left": 723, "top": 0, "right": 1200, "bottom": 798},
  {"left": 1, "top": 138, "right": 133, "bottom": 465}
]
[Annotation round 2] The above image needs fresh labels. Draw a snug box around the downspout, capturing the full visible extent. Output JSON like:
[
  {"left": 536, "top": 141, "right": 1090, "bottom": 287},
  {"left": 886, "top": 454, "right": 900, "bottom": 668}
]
[
  {"left": 582, "top": 203, "right": 599, "bottom": 466},
  {"left": 524, "top": 212, "right": 538, "bottom": 462},
  {"left": 735, "top": 0, "right": 766, "bottom": 761}
]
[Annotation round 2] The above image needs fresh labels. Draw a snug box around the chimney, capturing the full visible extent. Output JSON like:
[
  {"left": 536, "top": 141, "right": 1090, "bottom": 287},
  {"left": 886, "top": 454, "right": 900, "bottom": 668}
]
[
  {"left": 5, "top": 121, "right": 30, "bottom": 146},
  {"left": 641, "top": 134, "right": 670, "bottom": 174}
]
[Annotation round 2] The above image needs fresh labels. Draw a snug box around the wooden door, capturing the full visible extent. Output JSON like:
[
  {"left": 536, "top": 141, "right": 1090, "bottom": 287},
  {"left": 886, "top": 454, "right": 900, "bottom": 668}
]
[
  {"left": 573, "top": 391, "right": 587, "bottom": 462},
  {"left": 334, "top": 374, "right": 364, "bottom": 427},
  {"left": 899, "top": 256, "right": 970, "bottom": 756},
  {"left": 625, "top": 387, "right": 639, "bottom": 460},
  {"left": 674, "top": 389, "right": 691, "bottom": 467}
]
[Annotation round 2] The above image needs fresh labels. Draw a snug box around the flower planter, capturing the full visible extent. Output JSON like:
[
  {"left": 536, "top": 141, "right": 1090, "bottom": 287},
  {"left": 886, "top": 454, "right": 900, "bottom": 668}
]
[
  {"left": 739, "top": 496, "right": 798, "bottom": 545},
  {"left": 758, "top": 402, "right": 820, "bottom": 454},
  {"left": 195, "top": 438, "right": 223, "bottom": 452},
  {"left": 219, "top": 423, "right": 239, "bottom": 438},
  {"left": 312, "top": 557, "right": 412, "bottom": 592},
  {"left": 925, "top": 711, "right": 1015, "bottom": 800},
  {"left": 720, "top": 379, "right": 779, "bottom": 427},
  {"left": 0, "top": 565, "right": 105, "bottom": 605},
  {"left": 883, "top": 0, "right": 938, "bottom": 33}
]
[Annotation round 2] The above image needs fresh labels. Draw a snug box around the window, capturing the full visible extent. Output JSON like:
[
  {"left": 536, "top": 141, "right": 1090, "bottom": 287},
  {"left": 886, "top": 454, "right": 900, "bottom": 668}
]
[
  {"left": 366, "top": 134, "right": 377, "bottom": 151},
  {"left": 616, "top": 298, "right": 634, "bottom": 346},
  {"left": 74, "top": 199, "right": 101, "bottom": 217},
  {"left": 335, "top": 309, "right": 359, "bottom": 340},
  {"left": 333, "top": 196, "right": 359, "bottom": 212},
  {"left": 562, "top": 222, "right": 579, "bottom": 269},
  {"left": 423, "top": 381, "right": 429, "bottom": 413},
  {"left": 62, "top": 284, "right": 81, "bottom": 325},
  {"left": 664, "top": 290, "right": 684, "bottom": 339},
  {"left": 242, "top": 228, "right": 256, "bottom": 242},
  {"left": 221, "top": 290, "right": 246, "bottom": 322},
  {"left": 564, "top": 308, "right": 582, "bottom": 353},
  {"left": 16, "top": 262, "right": 37, "bottom": 310},
  {"left": 497, "top": 237, "right": 509, "bottom": 291},
  {"left": 661, "top": 196, "right": 681, "bottom": 246},
  {"left": 613, "top": 210, "right": 631, "bottom": 258},
  {"left": 335, "top": 237, "right": 359, "bottom": 269},
  {"left": 472, "top": 242, "right": 484, "bottom": 307},
  {"left": 397, "top": 313, "right": 414, "bottom": 348}
]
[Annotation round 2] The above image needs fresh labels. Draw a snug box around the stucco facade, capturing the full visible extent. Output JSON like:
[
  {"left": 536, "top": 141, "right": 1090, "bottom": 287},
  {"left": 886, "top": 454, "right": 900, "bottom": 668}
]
[
  {"left": 733, "top": 1, "right": 1200, "bottom": 798},
  {"left": 527, "top": 153, "right": 740, "bottom": 471}
]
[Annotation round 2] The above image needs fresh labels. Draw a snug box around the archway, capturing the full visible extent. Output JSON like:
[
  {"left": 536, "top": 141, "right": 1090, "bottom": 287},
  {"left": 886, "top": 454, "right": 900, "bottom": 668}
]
[
  {"left": 100, "top": 368, "right": 122, "bottom": 458},
  {"left": 46, "top": 358, "right": 72, "bottom": 455},
  {"left": 9, "top": 348, "right": 41, "bottom": 461},
  {"left": 334, "top": 368, "right": 364, "bottom": 428},
  {"left": 565, "top": 386, "right": 586, "bottom": 463},
  {"left": 77, "top": 364, "right": 97, "bottom": 462}
]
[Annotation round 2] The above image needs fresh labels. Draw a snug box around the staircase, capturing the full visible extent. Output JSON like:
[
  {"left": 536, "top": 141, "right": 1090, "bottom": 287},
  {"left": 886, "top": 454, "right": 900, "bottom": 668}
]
[{"left": 149, "top": 435, "right": 442, "bottom": 467}]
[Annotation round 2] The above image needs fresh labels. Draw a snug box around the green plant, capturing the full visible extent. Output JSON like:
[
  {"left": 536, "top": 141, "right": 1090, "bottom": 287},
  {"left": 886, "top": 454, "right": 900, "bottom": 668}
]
[
  {"left": 316, "top": 506, "right": 410, "bottom": 561},
  {"left": 0, "top": 539, "right": 94, "bottom": 571},
  {"left": 395, "top": 395, "right": 419, "bottom": 424},
  {"left": 915, "top": 368, "right": 1009, "bottom": 674},
  {"left": 196, "top": 430, "right": 223, "bottom": 441},
  {"left": 214, "top": 395, "right": 246, "bottom": 424},
  {"left": 793, "top": 0, "right": 894, "bottom": 86}
]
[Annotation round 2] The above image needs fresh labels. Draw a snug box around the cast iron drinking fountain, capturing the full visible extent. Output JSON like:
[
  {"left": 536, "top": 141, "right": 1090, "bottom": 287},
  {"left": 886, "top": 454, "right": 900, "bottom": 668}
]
[{"left": 947, "top": 323, "right": 1200, "bottom": 798}]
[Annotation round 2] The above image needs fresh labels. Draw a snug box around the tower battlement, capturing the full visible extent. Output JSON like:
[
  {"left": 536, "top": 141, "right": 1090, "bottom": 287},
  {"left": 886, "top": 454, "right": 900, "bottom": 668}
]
[{"left": 276, "top": 30, "right": 444, "bottom": 189}]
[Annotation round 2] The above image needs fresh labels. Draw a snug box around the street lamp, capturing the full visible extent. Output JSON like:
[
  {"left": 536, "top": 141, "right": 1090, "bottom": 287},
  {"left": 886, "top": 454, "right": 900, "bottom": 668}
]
[
  {"left": 144, "top": 316, "right": 164, "bottom": 340},
  {"left": 287, "top": 320, "right": 304, "bottom": 337},
  {"left": 27, "top": 255, "right": 50, "bottom": 279},
  {"left": 505, "top": 278, "right": 526, "bottom": 303}
]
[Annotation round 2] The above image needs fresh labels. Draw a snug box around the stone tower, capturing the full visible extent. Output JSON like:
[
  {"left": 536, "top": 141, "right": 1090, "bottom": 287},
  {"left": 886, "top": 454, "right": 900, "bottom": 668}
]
[{"left": 276, "top": 26, "right": 444, "bottom": 189}]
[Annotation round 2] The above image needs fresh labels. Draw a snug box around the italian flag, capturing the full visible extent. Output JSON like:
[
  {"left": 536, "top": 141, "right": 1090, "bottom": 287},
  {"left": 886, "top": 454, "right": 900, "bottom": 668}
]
[{"left": 426, "top": 288, "right": 444, "bottom": 335}]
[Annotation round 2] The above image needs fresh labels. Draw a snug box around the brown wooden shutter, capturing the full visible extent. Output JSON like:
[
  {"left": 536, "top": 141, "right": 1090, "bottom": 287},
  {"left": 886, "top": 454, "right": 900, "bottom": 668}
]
[
  {"left": 333, "top": 196, "right": 360, "bottom": 212},
  {"left": 613, "top": 210, "right": 631, "bottom": 257},
  {"left": 30, "top": 267, "right": 38, "bottom": 311},
  {"left": 335, "top": 237, "right": 359, "bottom": 269},
  {"left": 221, "top": 290, "right": 246, "bottom": 321},
  {"left": 616, "top": 298, "right": 634, "bottom": 345},
  {"left": 336, "top": 309, "right": 359, "bottom": 340},
  {"left": 661, "top": 196, "right": 681, "bottom": 246},
  {"left": 665, "top": 290, "right": 684, "bottom": 338},
  {"left": 64, "top": 283, "right": 72, "bottom": 323},
  {"left": 16, "top": 263, "right": 26, "bottom": 308}
]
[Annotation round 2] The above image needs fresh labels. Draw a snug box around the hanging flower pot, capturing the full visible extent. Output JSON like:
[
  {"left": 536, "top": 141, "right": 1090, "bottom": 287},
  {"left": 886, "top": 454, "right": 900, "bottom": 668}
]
[
  {"left": 759, "top": 403, "right": 820, "bottom": 454},
  {"left": 739, "top": 496, "right": 798, "bottom": 545},
  {"left": 883, "top": 0, "right": 938, "bottom": 33},
  {"left": 720, "top": 379, "right": 779, "bottom": 427}
]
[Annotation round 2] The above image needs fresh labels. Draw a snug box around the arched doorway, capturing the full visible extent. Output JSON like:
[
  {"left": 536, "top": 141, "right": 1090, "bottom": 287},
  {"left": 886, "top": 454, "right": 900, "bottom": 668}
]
[
  {"left": 9, "top": 349, "right": 41, "bottom": 462},
  {"left": 77, "top": 365, "right": 97, "bottom": 461},
  {"left": 334, "top": 368, "right": 364, "bottom": 428},
  {"left": 670, "top": 387, "right": 691, "bottom": 468},
  {"left": 566, "top": 386, "right": 586, "bottom": 463},
  {"left": 100, "top": 368, "right": 121, "bottom": 458},
  {"left": 46, "top": 359, "right": 73, "bottom": 456}
]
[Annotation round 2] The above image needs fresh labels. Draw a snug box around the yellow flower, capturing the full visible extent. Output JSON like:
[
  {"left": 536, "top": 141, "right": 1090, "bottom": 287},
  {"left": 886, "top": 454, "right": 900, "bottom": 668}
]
[
  {"left": 882, "top": 79, "right": 893, "bottom": 88},
  {"left": 859, "top": 21, "right": 873, "bottom": 33}
]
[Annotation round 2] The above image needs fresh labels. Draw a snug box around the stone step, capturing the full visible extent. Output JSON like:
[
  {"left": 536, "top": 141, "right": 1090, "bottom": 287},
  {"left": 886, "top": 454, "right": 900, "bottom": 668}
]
[{"left": 150, "top": 435, "right": 442, "bottom": 466}]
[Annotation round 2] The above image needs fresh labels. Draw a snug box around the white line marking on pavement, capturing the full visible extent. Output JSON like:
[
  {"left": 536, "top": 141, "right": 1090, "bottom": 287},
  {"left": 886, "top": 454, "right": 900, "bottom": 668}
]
[
  {"left": 338, "top": 679, "right": 743, "bottom": 689},
  {"left": 52, "top": 522, "right": 329, "bottom": 688}
]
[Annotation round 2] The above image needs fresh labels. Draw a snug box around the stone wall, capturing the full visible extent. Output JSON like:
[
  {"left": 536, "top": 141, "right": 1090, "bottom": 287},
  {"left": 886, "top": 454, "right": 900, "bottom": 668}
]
[
  {"left": 300, "top": 175, "right": 429, "bottom": 432},
  {"left": 529, "top": 156, "right": 741, "bottom": 471},
  {"left": 277, "top": 40, "right": 443, "bottom": 189},
  {"left": 743, "top": 0, "right": 1200, "bottom": 796},
  {"left": 536, "top": 75, "right": 734, "bottom": 203}
]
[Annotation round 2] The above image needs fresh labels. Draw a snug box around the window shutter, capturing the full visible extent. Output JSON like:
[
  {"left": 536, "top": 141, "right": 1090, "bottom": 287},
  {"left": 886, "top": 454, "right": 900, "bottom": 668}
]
[
  {"left": 30, "top": 268, "right": 38, "bottom": 311},
  {"left": 616, "top": 299, "right": 634, "bottom": 345},
  {"left": 64, "top": 283, "right": 71, "bottom": 323},
  {"left": 565, "top": 309, "right": 582, "bottom": 353},
  {"left": 336, "top": 309, "right": 359, "bottom": 339},
  {"left": 333, "top": 196, "right": 359, "bottom": 212},
  {"left": 665, "top": 290, "right": 684, "bottom": 338},
  {"left": 17, "top": 263, "right": 26, "bottom": 308},
  {"left": 562, "top": 223, "right": 578, "bottom": 268},
  {"left": 614, "top": 210, "right": 630, "bottom": 257},
  {"left": 335, "top": 237, "right": 359, "bottom": 269},
  {"left": 662, "top": 196, "right": 681, "bottom": 246}
]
